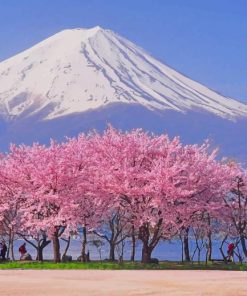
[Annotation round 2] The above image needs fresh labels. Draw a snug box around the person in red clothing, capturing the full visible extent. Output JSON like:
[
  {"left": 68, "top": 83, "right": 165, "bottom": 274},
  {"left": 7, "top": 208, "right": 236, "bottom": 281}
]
[
  {"left": 19, "top": 243, "right": 27, "bottom": 257},
  {"left": 227, "top": 243, "right": 235, "bottom": 261}
]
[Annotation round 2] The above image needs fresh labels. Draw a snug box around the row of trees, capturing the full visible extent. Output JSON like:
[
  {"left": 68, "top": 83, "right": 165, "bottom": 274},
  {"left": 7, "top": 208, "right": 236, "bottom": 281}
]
[{"left": 0, "top": 127, "right": 246, "bottom": 263}]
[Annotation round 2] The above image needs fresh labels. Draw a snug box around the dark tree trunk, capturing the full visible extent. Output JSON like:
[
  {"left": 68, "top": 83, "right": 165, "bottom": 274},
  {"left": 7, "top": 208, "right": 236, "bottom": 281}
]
[
  {"left": 183, "top": 228, "right": 190, "bottom": 262},
  {"left": 109, "top": 243, "right": 115, "bottom": 261},
  {"left": 198, "top": 249, "right": 201, "bottom": 263},
  {"left": 139, "top": 222, "right": 161, "bottom": 264},
  {"left": 130, "top": 228, "right": 136, "bottom": 262},
  {"left": 7, "top": 230, "right": 11, "bottom": 260},
  {"left": 52, "top": 232, "right": 61, "bottom": 263},
  {"left": 206, "top": 214, "right": 212, "bottom": 262},
  {"left": 62, "top": 236, "right": 71, "bottom": 260},
  {"left": 180, "top": 236, "right": 184, "bottom": 263},
  {"left": 207, "top": 232, "right": 212, "bottom": 261},
  {"left": 81, "top": 227, "right": 87, "bottom": 262},
  {"left": 36, "top": 247, "right": 43, "bottom": 261},
  {"left": 235, "top": 241, "right": 243, "bottom": 264},
  {"left": 9, "top": 230, "right": 15, "bottom": 261},
  {"left": 219, "top": 235, "right": 228, "bottom": 263},
  {"left": 240, "top": 234, "right": 247, "bottom": 257},
  {"left": 141, "top": 244, "right": 152, "bottom": 263},
  {"left": 36, "top": 236, "right": 51, "bottom": 261}
]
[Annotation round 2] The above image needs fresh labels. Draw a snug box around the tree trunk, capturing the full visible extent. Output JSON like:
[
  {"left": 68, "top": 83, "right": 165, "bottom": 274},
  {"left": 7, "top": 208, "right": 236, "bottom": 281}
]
[
  {"left": 198, "top": 249, "right": 201, "bottom": 263},
  {"left": 62, "top": 236, "right": 71, "bottom": 259},
  {"left": 7, "top": 230, "right": 11, "bottom": 260},
  {"left": 81, "top": 227, "right": 87, "bottom": 262},
  {"left": 10, "top": 240, "right": 15, "bottom": 261},
  {"left": 36, "top": 247, "right": 43, "bottom": 261},
  {"left": 183, "top": 228, "right": 190, "bottom": 262},
  {"left": 240, "top": 234, "right": 247, "bottom": 257},
  {"left": 9, "top": 230, "right": 15, "bottom": 261},
  {"left": 36, "top": 236, "right": 51, "bottom": 261},
  {"left": 219, "top": 235, "right": 228, "bottom": 263},
  {"left": 130, "top": 230, "right": 136, "bottom": 262},
  {"left": 141, "top": 244, "right": 152, "bottom": 263},
  {"left": 207, "top": 232, "right": 212, "bottom": 261},
  {"left": 180, "top": 236, "right": 184, "bottom": 263},
  {"left": 235, "top": 241, "right": 243, "bottom": 264},
  {"left": 139, "top": 222, "right": 161, "bottom": 264},
  {"left": 52, "top": 233, "right": 60, "bottom": 263},
  {"left": 109, "top": 242, "right": 115, "bottom": 261}
]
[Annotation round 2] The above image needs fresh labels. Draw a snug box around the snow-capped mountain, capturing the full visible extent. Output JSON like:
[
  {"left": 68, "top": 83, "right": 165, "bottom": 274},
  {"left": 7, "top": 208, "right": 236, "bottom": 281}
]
[
  {"left": 0, "top": 27, "right": 246, "bottom": 160},
  {"left": 0, "top": 26, "right": 247, "bottom": 121}
]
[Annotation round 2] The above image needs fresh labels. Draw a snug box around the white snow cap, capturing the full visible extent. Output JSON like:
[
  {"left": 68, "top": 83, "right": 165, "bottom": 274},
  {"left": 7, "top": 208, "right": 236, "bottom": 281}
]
[{"left": 0, "top": 26, "right": 246, "bottom": 121}]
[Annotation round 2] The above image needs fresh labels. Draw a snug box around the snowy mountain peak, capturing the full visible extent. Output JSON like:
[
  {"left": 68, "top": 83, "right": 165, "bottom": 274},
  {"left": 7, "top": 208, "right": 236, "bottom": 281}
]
[
  {"left": 0, "top": 26, "right": 247, "bottom": 121},
  {"left": 53, "top": 26, "right": 104, "bottom": 40}
]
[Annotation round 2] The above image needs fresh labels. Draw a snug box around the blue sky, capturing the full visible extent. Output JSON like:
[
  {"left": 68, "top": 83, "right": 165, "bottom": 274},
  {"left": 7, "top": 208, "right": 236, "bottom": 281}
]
[{"left": 1, "top": 0, "right": 247, "bottom": 102}]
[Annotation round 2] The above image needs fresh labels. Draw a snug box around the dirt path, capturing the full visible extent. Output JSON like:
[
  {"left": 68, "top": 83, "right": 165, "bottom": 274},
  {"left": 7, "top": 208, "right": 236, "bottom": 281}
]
[{"left": 0, "top": 270, "right": 246, "bottom": 295}]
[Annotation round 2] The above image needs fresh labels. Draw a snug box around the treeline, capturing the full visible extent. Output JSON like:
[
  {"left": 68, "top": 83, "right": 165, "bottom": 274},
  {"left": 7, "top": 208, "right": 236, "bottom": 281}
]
[{"left": 0, "top": 127, "right": 246, "bottom": 263}]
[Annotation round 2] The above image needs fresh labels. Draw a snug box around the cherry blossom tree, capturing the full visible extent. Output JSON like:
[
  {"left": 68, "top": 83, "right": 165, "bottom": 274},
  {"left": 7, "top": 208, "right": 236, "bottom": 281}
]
[
  {"left": 91, "top": 128, "right": 187, "bottom": 263},
  {"left": 218, "top": 163, "right": 247, "bottom": 258},
  {"left": 0, "top": 126, "right": 243, "bottom": 264},
  {"left": 62, "top": 134, "right": 112, "bottom": 262},
  {"left": 92, "top": 127, "right": 236, "bottom": 263},
  {"left": 2, "top": 142, "right": 78, "bottom": 262}
]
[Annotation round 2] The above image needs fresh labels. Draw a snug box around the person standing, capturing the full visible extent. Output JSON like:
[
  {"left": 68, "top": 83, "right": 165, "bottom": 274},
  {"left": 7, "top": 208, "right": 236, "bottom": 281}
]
[
  {"left": 0, "top": 241, "right": 7, "bottom": 260},
  {"left": 227, "top": 243, "right": 235, "bottom": 262},
  {"left": 19, "top": 243, "right": 27, "bottom": 259}
]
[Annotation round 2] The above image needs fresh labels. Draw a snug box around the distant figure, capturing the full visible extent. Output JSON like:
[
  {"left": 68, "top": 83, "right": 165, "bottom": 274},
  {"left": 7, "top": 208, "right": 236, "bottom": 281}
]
[
  {"left": 227, "top": 243, "right": 235, "bottom": 261},
  {"left": 0, "top": 241, "right": 7, "bottom": 260},
  {"left": 19, "top": 243, "right": 32, "bottom": 261},
  {"left": 19, "top": 243, "right": 27, "bottom": 257},
  {"left": 0, "top": 242, "right": 2, "bottom": 259},
  {"left": 86, "top": 251, "right": 90, "bottom": 262}
]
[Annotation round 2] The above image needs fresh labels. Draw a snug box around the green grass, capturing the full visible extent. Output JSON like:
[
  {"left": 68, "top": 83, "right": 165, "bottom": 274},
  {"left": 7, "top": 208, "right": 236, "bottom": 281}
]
[{"left": 0, "top": 261, "right": 247, "bottom": 270}]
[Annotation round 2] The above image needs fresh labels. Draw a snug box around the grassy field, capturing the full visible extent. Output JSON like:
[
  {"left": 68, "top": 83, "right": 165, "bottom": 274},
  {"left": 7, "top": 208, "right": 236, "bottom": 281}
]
[{"left": 0, "top": 261, "right": 246, "bottom": 270}]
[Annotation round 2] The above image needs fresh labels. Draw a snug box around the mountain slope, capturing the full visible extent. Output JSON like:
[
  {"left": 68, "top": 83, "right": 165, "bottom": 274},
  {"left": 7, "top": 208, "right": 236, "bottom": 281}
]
[
  {"left": 0, "top": 26, "right": 247, "bottom": 121},
  {"left": 0, "top": 27, "right": 246, "bottom": 161}
]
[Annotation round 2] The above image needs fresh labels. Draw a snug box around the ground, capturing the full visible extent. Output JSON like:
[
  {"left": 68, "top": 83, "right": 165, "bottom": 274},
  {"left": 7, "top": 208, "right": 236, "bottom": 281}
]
[{"left": 0, "top": 270, "right": 246, "bottom": 296}]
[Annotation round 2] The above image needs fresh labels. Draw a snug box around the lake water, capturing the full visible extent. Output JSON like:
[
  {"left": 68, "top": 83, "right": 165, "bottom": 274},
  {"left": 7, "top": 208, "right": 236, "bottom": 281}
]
[{"left": 12, "top": 238, "right": 225, "bottom": 261}]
